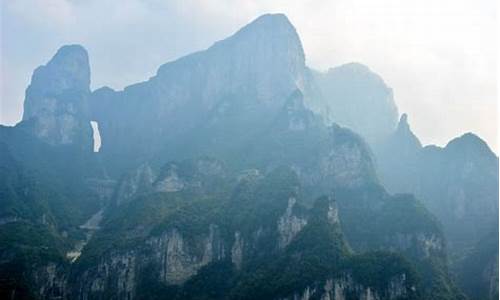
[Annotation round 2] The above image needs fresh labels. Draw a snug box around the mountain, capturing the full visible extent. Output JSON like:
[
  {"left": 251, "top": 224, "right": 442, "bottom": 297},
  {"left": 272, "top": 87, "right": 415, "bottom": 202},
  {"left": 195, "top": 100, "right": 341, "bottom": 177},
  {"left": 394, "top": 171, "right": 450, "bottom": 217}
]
[
  {"left": 22, "top": 45, "right": 93, "bottom": 150},
  {"left": 376, "top": 114, "right": 423, "bottom": 193},
  {"left": 377, "top": 117, "right": 498, "bottom": 253},
  {"left": 307, "top": 63, "right": 399, "bottom": 146},
  {"left": 88, "top": 14, "right": 398, "bottom": 175},
  {"left": 0, "top": 124, "right": 112, "bottom": 300},
  {"left": 89, "top": 14, "right": 307, "bottom": 175},
  {"left": 0, "top": 13, "right": 493, "bottom": 300},
  {"left": 68, "top": 165, "right": 423, "bottom": 300},
  {"left": 376, "top": 115, "right": 499, "bottom": 299}
]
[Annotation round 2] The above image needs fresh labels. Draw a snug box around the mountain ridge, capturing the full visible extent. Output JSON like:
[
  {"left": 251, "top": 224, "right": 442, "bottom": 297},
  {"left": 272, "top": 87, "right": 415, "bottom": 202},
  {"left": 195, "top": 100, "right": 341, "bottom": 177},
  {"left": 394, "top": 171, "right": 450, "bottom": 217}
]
[{"left": 1, "top": 13, "right": 496, "bottom": 300}]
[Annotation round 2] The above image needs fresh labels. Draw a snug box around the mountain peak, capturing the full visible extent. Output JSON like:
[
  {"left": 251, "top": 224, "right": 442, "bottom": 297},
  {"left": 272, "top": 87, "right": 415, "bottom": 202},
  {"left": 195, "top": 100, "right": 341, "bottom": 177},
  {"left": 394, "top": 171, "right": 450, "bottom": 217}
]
[
  {"left": 25, "top": 44, "right": 90, "bottom": 101},
  {"left": 327, "top": 62, "right": 371, "bottom": 74},
  {"left": 21, "top": 44, "right": 92, "bottom": 147},
  {"left": 153, "top": 13, "right": 306, "bottom": 109},
  {"left": 390, "top": 113, "right": 422, "bottom": 150},
  {"left": 47, "top": 44, "right": 89, "bottom": 83},
  {"left": 51, "top": 44, "right": 88, "bottom": 64},
  {"left": 445, "top": 132, "right": 496, "bottom": 157},
  {"left": 397, "top": 113, "right": 410, "bottom": 132},
  {"left": 244, "top": 13, "right": 293, "bottom": 31},
  {"left": 160, "top": 13, "right": 303, "bottom": 69},
  {"left": 399, "top": 113, "right": 408, "bottom": 124},
  {"left": 211, "top": 13, "right": 305, "bottom": 65},
  {"left": 313, "top": 62, "right": 398, "bottom": 145},
  {"left": 326, "top": 63, "right": 388, "bottom": 88}
]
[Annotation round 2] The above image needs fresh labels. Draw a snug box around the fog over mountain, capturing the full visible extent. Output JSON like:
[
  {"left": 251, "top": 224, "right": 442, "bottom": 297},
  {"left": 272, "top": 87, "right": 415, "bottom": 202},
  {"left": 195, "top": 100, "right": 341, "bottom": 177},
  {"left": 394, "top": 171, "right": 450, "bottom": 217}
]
[
  {"left": 0, "top": 12, "right": 497, "bottom": 300},
  {"left": 1, "top": 0, "right": 497, "bottom": 152}
]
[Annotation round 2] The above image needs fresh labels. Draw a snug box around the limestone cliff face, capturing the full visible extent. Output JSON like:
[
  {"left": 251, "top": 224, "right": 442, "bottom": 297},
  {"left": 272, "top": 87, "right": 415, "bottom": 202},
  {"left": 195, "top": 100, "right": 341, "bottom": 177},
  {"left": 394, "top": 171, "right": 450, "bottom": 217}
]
[
  {"left": 248, "top": 91, "right": 378, "bottom": 199},
  {"left": 308, "top": 63, "right": 398, "bottom": 146},
  {"left": 153, "top": 165, "right": 185, "bottom": 193},
  {"left": 147, "top": 225, "right": 226, "bottom": 284},
  {"left": 75, "top": 224, "right": 226, "bottom": 299},
  {"left": 114, "top": 163, "right": 155, "bottom": 206},
  {"left": 320, "top": 127, "right": 375, "bottom": 188},
  {"left": 378, "top": 123, "right": 499, "bottom": 253},
  {"left": 279, "top": 275, "right": 412, "bottom": 300},
  {"left": 73, "top": 209, "right": 309, "bottom": 300},
  {"left": 89, "top": 14, "right": 307, "bottom": 171},
  {"left": 154, "top": 13, "right": 306, "bottom": 106},
  {"left": 231, "top": 231, "right": 244, "bottom": 269},
  {"left": 113, "top": 158, "right": 227, "bottom": 206},
  {"left": 277, "top": 197, "right": 308, "bottom": 248},
  {"left": 19, "top": 17, "right": 380, "bottom": 198},
  {"left": 77, "top": 252, "right": 137, "bottom": 300},
  {"left": 22, "top": 45, "right": 92, "bottom": 149},
  {"left": 375, "top": 114, "right": 422, "bottom": 194},
  {"left": 70, "top": 171, "right": 315, "bottom": 299},
  {"left": 384, "top": 233, "right": 444, "bottom": 260},
  {"left": 293, "top": 124, "right": 377, "bottom": 194},
  {"left": 33, "top": 263, "right": 68, "bottom": 300},
  {"left": 16, "top": 165, "right": 433, "bottom": 300}
]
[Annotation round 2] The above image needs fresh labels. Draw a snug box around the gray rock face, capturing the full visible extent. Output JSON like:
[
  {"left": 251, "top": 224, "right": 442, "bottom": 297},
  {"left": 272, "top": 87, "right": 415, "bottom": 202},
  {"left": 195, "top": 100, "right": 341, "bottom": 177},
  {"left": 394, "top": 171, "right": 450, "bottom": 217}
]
[
  {"left": 279, "top": 275, "right": 411, "bottom": 300},
  {"left": 327, "top": 201, "right": 340, "bottom": 225},
  {"left": 77, "top": 224, "right": 226, "bottom": 299},
  {"left": 231, "top": 231, "right": 244, "bottom": 269},
  {"left": 79, "top": 252, "right": 137, "bottom": 300},
  {"left": 375, "top": 114, "right": 423, "bottom": 193},
  {"left": 153, "top": 166, "right": 185, "bottom": 192},
  {"left": 112, "top": 157, "right": 228, "bottom": 206},
  {"left": 22, "top": 45, "right": 92, "bottom": 148},
  {"left": 148, "top": 225, "right": 225, "bottom": 284},
  {"left": 277, "top": 197, "right": 308, "bottom": 248},
  {"left": 34, "top": 263, "right": 68, "bottom": 300},
  {"left": 308, "top": 63, "right": 398, "bottom": 146},
  {"left": 19, "top": 17, "right": 380, "bottom": 199},
  {"left": 320, "top": 137, "right": 371, "bottom": 188},
  {"left": 378, "top": 124, "right": 499, "bottom": 252},
  {"left": 289, "top": 123, "right": 377, "bottom": 196},
  {"left": 248, "top": 91, "right": 378, "bottom": 199},
  {"left": 89, "top": 14, "right": 307, "bottom": 170},
  {"left": 114, "top": 163, "right": 155, "bottom": 206},
  {"left": 155, "top": 13, "right": 306, "bottom": 105},
  {"left": 385, "top": 233, "right": 444, "bottom": 259},
  {"left": 376, "top": 121, "right": 498, "bottom": 299}
]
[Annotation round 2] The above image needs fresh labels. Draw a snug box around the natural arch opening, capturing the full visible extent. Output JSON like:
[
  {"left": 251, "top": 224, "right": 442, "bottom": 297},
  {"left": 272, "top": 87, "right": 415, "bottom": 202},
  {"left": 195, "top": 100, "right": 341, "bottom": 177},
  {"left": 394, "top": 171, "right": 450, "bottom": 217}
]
[{"left": 90, "top": 121, "right": 101, "bottom": 153}]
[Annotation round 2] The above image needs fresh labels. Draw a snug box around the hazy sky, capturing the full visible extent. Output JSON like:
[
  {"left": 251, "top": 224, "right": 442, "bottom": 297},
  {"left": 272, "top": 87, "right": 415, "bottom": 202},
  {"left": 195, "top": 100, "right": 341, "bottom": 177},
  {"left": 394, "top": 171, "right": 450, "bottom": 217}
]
[{"left": 1, "top": 0, "right": 497, "bottom": 151}]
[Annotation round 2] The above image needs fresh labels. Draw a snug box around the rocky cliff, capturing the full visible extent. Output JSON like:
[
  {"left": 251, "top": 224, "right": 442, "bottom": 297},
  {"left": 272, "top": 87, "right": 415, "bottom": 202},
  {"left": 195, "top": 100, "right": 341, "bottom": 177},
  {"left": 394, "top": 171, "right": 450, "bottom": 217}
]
[
  {"left": 377, "top": 116, "right": 498, "bottom": 254},
  {"left": 1, "top": 13, "right": 490, "bottom": 300},
  {"left": 308, "top": 63, "right": 399, "bottom": 146},
  {"left": 22, "top": 45, "right": 93, "bottom": 150}
]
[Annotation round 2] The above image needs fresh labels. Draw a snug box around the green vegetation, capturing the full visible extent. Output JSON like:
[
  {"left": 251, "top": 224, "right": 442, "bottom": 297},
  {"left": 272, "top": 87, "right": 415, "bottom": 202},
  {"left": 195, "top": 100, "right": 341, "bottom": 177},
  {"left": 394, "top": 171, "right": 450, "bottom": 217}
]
[
  {"left": 0, "top": 222, "right": 69, "bottom": 300},
  {"left": 1, "top": 124, "right": 468, "bottom": 300},
  {"left": 457, "top": 228, "right": 499, "bottom": 300}
]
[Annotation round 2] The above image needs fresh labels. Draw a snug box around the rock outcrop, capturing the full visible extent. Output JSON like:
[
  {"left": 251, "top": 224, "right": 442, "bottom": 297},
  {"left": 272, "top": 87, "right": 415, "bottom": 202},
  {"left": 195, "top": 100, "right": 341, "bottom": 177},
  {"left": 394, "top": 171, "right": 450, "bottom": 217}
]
[
  {"left": 22, "top": 45, "right": 92, "bottom": 149},
  {"left": 377, "top": 120, "right": 499, "bottom": 253},
  {"left": 308, "top": 63, "right": 399, "bottom": 146},
  {"left": 88, "top": 14, "right": 307, "bottom": 173},
  {"left": 277, "top": 197, "right": 308, "bottom": 248},
  {"left": 280, "top": 275, "right": 412, "bottom": 300}
]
